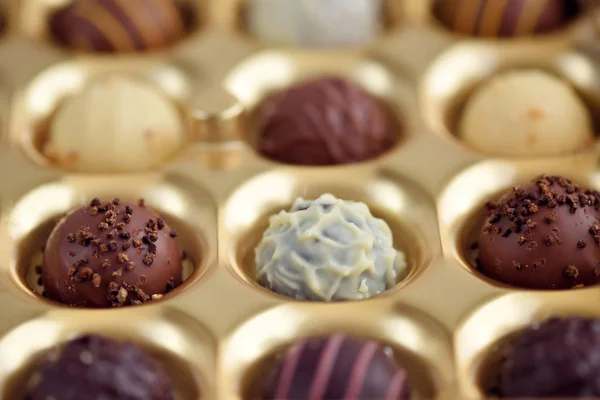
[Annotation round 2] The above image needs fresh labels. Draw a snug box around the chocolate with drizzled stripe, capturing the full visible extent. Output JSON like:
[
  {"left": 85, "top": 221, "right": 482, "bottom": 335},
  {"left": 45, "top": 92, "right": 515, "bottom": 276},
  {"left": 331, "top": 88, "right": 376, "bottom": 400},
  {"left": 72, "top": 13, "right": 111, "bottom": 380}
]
[
  {"left": 432, "top": 0, "right": 580, "bottom": 37},
  {"left": 262, "top": 335, "right": 410, "bottom": 400},
  {"left": 49, "top": 0, "right": 194, "bottom": 53},
  {"left": 257, "top": 77, "right": 394, "bottom": 166}
]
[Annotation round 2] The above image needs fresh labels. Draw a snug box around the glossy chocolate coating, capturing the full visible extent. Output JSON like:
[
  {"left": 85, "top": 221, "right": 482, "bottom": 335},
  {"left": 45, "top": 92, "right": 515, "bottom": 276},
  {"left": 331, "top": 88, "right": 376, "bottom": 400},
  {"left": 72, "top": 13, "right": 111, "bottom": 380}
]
[
  {"left": 257, "top": 77, "right": 394, "bottom": 166},
  {"left": 478, "top": 176, "right": 600, "bottom": 290},
  {"left": 499, "top": 317, "right": 600, "bottom": 397},
  {"left": 42, "top": 198, "right": 182, "bottom": 307},
  {"left": 25, "top": 335, "right": 174, "bottom": 400},
  {"left": 0, "top": 13, "right": 6, "bottom": 35},
  {"left": 50, "top": 0, "right": 191, "bottom": 53},
  {"left": 432, "top": 0, "right": 579, "bottom": 37},
  {"left": 263, "top": 335, "right": 410, "bottom": 399}
]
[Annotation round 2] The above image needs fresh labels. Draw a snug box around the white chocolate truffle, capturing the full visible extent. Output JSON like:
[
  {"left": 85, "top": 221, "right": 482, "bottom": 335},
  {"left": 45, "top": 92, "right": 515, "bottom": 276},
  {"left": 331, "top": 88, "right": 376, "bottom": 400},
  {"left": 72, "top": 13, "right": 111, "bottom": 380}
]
[
  {"left": 44, "top": 76, "right": 184, "bottom": 172},
  {"left": 246, "top": 0, "right": 383, "bottom": 47},
  {"left": 255, "top": 194, "right": 407, "bottom": 301},
  {"left": 458, "top": 69, "right": 593, "bottom": 156}
]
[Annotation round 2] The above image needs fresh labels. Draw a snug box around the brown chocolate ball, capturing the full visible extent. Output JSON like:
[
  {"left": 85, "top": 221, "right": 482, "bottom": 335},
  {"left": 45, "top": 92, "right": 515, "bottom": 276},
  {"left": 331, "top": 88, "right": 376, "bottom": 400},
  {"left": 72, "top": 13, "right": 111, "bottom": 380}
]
[
  {"left": 42, "top": 198, "right": 182, "bottom": 307},
  {"left": 49, "top": 0, "right": 194, "bottom": 53},
  {"left": 499, "top": 317, "right": 600, "bottom": 397},
  {"left": 262, "top": 335, "right": 410, "bottom": 399},
  {"left": 25, "top": 335, "right": 174, "bottom": 400},
  {"left": 432, "top": 0, "right": 579, "bottom": 37},
  {"left": 478, "top": 176, "right": 600, "bottom": 290},
  {"left": 257, "top": 77, "right": 394, "bottom": 166}
]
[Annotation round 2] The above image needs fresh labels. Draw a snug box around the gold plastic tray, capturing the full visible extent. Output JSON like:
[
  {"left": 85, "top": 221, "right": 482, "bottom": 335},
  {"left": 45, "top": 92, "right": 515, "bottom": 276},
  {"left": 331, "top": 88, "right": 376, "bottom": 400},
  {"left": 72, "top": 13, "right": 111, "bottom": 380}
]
[{"left": 0, "top": 0, "right": 597, "bottom": 399}]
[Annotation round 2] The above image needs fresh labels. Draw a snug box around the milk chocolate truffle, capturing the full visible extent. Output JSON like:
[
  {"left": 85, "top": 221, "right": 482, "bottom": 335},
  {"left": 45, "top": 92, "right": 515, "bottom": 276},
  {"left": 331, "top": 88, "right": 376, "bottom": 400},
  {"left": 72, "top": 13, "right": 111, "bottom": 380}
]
[
  {"left": 246, "top": 0, "right": 383, "bottom": 47},
  {"left": 459, "top": 70, "right": 593, "bottom": 156},
  {"left": 433, "top": 0, "right": 579, "bottom": 37},
  {"left": 499, "top": 317, "right": 600, "bottom": 397},
  {"left": 255, "top": 194, "right": 407, "bottom": 301},
  {"left": 44, "top": 76, "right": 185, "bottom": 173},
  {"left": 25, "top": 335, "right": 174, "bottom": 400},
  {"left": 257, "top": 77, "right": 394, "bottom": 166},
  {"left": 478, "top": 176, "right": 600, "bottom": 290},
  {"left": 42, "top": 198, "right": 182, "bottom": 307},
  {"left": 263, "top": 335, "right": 410, "bottom": 399},
  {"left": 49, "top": 0, "right": 192, "bottom": 53}
]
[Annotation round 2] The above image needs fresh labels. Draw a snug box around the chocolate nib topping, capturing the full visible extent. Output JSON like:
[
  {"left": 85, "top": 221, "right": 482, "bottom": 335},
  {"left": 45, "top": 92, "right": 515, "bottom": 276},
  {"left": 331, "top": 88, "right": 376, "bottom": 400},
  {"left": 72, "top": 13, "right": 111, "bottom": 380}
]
[
  {"left": 479, "top": 175, "right": 600, "bottom": 290},
  {"left": 42, "top": 198, "right": 182, "bottom": 308}
]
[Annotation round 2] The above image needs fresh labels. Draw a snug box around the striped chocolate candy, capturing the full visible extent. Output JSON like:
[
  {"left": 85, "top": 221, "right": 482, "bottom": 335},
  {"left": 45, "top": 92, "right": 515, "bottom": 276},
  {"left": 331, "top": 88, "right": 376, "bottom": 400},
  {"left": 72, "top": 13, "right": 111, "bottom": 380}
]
[
  {"left": 50, "top": 0, "right": 189, "bottom": 53},
  {"left": 263, "top": 335, "right": 410, "bottom": 400},
  {"left": 432, "top": 0, "right": 579, "bottom": 37}
]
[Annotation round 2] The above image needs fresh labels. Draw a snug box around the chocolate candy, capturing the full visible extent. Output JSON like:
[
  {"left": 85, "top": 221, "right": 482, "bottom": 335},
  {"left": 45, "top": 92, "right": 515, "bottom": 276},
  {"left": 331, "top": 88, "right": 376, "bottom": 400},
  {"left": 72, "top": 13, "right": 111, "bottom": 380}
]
[
  {"left": 42, "top": 198, "right": 182, "bottom": 307},
  {"left": 245, "top": 0, "right": 384, "bottom": 47},
  {"left": 263, "top": 335, "right": 410, "bottom": 399},
  {"left": 49, "top": 0, "right": 191, "bottom": 53},
  {"left": 44, "top": 76, "right": 185, "bottom": 173},
  {"left": 255, "top": 194, "right": 408, "bottom": 301},
  {"left": 432, "top": 0, "right": 580, "bottom": 37},
  {"left": 499, "top": 317, "right": 600, "bottom": 397},
  {"left": 25, "top": 335, "right": 174, "bottom": 400},
  {"left": 257, "top": 77, "right": 394, "bottom": 166},
  {"left": 478, "top": 175, "right": 600, "bottom": 290}
]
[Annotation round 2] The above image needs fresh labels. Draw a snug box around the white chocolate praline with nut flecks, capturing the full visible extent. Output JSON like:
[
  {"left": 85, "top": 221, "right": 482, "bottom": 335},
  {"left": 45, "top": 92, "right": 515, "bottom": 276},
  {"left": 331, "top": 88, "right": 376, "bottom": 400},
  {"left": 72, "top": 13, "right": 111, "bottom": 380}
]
[
  {"left": 458, "top": 69, "right": 594, "bottom": 156},
  {"left": 255, "top": 193, "right": 408, "bottom": 301},
  {"left": 245, "top": 0, "right": 383, "bottom": 46},
  {"left": 43, "top": 75, "right": 185, "bottom": 172}
]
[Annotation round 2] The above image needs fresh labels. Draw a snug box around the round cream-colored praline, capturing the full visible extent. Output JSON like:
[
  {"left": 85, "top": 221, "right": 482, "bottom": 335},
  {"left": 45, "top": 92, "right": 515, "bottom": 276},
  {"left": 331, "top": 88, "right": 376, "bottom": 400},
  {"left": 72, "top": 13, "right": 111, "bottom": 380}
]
[
  {"left": 255, "top": 193, "right": 408, "bottom": 301},
  {"left": 246, "top": 0, "right": 382, "bottom": 46},
  {"left": 44, "top": 75, "right": 185, "bottom": 172},
  {"left": 458, "top": 69, "right": 593, "bottom": 156}
]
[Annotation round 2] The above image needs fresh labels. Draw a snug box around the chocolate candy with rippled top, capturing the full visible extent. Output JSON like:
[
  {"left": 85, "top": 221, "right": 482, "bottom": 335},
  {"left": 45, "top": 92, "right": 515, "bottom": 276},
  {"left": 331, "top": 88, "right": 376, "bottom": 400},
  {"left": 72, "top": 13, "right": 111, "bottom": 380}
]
[
  {"left": 499, "top": 317, "right": 600, "bottom": 397},
  {"left": 42, "top": 198, "right": 182, "bottom": 308},
  {"left": 262, "top": 335, "right": 410, "bottom": 399},
  {"left": 432, "top": 0, "right": 580, "bottom": 37},
  {"left": 50, "top": 0, "right": 194, "bottom": 53},
  {"left": 25, "top": 335, "right": 174, "bottom": 400},
  {"left": 478, "top": 175, "right": 600, "bottom": 290},
  {"left": 257, "top": 76, "right": 394, "bottom": 166}
]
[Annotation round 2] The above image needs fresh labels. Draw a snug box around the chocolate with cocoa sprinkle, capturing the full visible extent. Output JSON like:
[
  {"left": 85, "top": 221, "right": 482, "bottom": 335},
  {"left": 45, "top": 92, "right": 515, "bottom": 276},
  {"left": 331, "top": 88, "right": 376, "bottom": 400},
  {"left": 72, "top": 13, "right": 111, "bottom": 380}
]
[
  {"left": 23, "top": 335, "right": 174, "bottom": 400},
  {"left": 478, "top": 175, "right": 600, "bottom": 290},
  {"left": 41, "top": 198, "right": 183, "bottom": 308},
  {"left": 498, "top": 317, "right": 600, "bottom": 397}
]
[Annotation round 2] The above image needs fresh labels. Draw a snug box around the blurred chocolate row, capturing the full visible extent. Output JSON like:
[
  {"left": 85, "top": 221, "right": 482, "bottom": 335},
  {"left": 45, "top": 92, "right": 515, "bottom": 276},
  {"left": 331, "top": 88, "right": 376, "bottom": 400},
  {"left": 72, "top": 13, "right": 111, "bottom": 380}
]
[{"left": 0, "top": 0, "right": 591, "bottom": 54}]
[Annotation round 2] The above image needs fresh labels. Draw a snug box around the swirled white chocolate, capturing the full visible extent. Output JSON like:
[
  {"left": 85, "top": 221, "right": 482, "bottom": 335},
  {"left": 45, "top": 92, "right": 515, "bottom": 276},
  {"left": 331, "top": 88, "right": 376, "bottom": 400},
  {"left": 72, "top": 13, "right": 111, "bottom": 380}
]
[
  {"left": 255, "top": 194, "right": 407, "bottom": 301},
  {"left": 246, "top": 0, "right": 383, "bottom": 47}
]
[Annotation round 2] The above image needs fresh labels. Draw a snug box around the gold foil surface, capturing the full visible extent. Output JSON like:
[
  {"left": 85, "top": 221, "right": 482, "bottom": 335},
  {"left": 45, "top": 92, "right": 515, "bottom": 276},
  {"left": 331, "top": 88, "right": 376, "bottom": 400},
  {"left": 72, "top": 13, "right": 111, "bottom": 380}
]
[{"left": 0, "top": 0, "right": 595, "bottom": 399}]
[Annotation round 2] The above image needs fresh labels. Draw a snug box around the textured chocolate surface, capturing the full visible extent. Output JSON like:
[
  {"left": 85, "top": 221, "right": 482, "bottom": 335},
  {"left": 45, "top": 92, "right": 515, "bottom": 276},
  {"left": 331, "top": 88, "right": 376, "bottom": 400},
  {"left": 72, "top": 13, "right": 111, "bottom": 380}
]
[
  {"left": 499, "top": 317, "right": 600, "bottom": 397},
  {"left": 50, "top": 0, "right": 192, "bottom": 53},
  {"left": 43, "top": 198, "right": 182, "bottom": 307},
  {"left": 25, "top": 335, "right": 174, "bottom": 400},
  {"left": 245, "top": 0, "right": 383, "bottom": 47},
  {"left": 478, "top": 176, "right": 600, "bottom": 290},
  {"left": 263, "top": 335, "right": 410, "bottom": 399},
  {"left": 432, "top": 0, "right": 579, "bottom": 37},
  {"left": 257, "top": 77, "right": 394, "bottom": 166},
  {"left": 256, "top": 194, "right": 407, "bottom": 301}
]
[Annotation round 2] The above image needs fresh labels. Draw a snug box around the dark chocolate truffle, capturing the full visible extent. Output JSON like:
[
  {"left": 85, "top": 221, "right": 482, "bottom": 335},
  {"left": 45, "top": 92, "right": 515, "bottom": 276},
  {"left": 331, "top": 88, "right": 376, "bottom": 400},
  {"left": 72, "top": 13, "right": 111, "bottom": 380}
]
[
  {"left": 432, "top": 0, "right": 579, "bottom": 37},
  {"left": 25, "top": 335, "right": 174, "bottom": 400},
  {"left": 262, "top": 335, "right": 410, "bottom": 399},
  {"left": 478, "top": 175, "right": 600, "bottom": 290},
  {"left": 42, "top": 198, "right": 182, "bottom": 307},
  {"left": 499, "top": 317, "right": 600, "bottom": 397},
  {"left": 257, "top": 77, "right": 394, "bottom": 166},
  {"left": 49, "top": 0, "right": 192, "bottom": 53}
]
